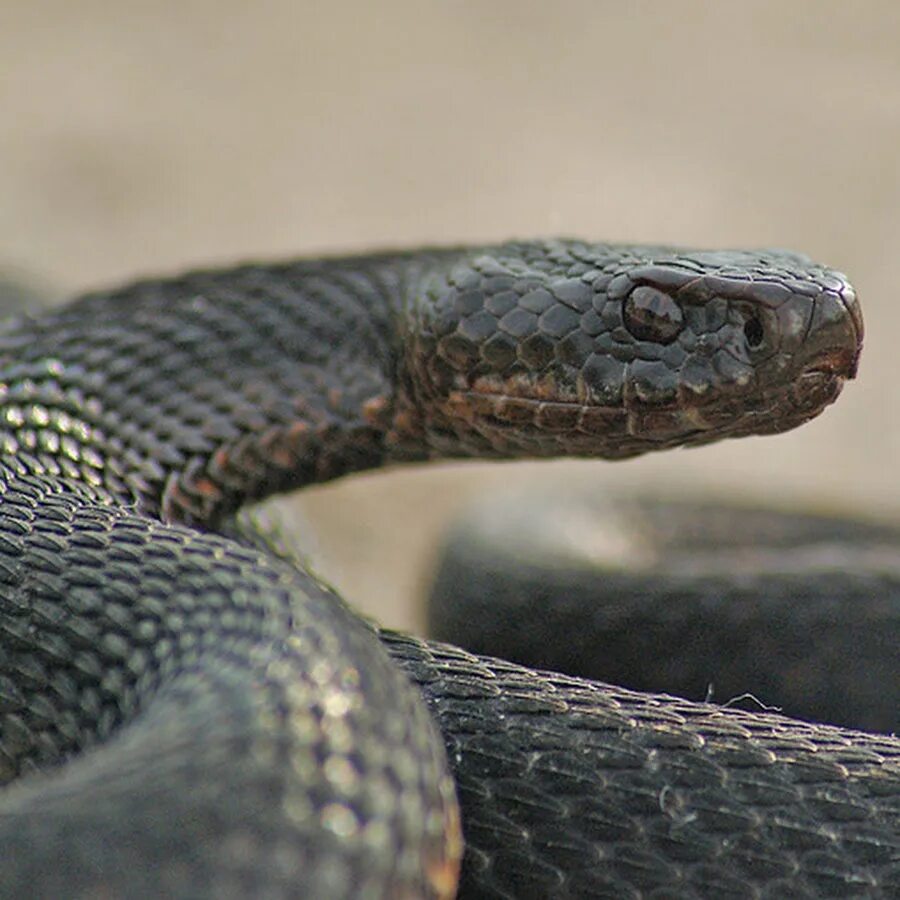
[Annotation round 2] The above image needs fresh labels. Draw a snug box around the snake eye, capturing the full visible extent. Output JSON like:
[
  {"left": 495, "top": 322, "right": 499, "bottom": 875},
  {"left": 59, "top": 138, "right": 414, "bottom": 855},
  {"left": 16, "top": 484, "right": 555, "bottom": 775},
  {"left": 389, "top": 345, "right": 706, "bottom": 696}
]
[
  {"left": 623, "top": 286, "right": 684, "bottom": 345},
  {"left": 743, "top": 314, "right": 765, "bottom": 350}
]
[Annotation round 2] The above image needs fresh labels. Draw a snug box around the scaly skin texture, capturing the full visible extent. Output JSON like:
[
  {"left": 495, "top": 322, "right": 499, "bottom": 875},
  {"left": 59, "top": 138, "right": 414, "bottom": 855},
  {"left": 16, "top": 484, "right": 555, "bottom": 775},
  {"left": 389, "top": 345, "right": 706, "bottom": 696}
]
[
  {"left": 429, "top": 496, "right": 900, "bottom": 734},
  {"left": 0, "top": 240, "right": 888, "bottom": 900}
]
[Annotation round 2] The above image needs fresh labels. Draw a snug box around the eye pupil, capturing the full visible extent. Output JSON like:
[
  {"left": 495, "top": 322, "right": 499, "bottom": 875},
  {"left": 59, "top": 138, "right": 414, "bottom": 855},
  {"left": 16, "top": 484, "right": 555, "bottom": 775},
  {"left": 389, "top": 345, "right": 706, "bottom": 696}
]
[
  {"left": 744, "top": 316, "right": 765, "bottom": 349},
  {"left": 622, "top": 286, "right": 684, "bottom": 344}
]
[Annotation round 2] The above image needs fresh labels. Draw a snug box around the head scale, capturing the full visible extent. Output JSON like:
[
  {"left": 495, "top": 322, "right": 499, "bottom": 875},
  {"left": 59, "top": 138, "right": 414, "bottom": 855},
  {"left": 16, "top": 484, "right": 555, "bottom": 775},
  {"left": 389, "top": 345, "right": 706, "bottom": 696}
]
[{"left": 396, "top": 241, "right": 862, "bottom": 460}]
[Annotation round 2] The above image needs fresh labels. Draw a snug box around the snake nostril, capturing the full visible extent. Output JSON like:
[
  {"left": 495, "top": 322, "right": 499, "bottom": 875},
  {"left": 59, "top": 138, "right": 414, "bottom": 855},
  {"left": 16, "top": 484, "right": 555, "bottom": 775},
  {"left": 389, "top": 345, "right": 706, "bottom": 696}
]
[{"left": 743, "top": 315, "right": 765, "bottom": 350}]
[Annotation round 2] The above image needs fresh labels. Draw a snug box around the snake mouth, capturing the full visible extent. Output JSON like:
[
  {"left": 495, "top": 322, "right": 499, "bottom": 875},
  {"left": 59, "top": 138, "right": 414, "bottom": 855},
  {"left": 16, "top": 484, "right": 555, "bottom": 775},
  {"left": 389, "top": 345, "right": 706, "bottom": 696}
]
[
  {"left": 795, "top": 286, "right": 863, "bottom": 382},
  {"left": 445, "top": 387, "right": 618, "bottom": 431},
  {"left": 449, "top": 366, "right": 849, "bottom": 443},
  {"left": 779, "top": 337, "right": 860, "bottom": 425},
  {"left": 802, "top": 345, "right": 860, "bottom": 381}
]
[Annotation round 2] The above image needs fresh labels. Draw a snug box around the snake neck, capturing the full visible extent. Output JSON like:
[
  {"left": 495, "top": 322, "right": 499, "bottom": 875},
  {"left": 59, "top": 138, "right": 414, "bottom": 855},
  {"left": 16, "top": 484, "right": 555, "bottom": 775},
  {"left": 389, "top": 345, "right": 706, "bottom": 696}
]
[
  {"left": 0, "top": 241, "right": 861, "bottom": 528},
  {"left": 0, "top": 255, "right": 438, "bottom": 529}
]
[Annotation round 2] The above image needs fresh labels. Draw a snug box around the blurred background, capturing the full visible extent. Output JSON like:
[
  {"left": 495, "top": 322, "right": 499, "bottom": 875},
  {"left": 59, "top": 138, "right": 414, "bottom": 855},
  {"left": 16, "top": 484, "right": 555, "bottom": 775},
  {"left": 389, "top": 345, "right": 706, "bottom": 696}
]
[{"left": 1, "top": 1, "right": 898, "bottom": 630}]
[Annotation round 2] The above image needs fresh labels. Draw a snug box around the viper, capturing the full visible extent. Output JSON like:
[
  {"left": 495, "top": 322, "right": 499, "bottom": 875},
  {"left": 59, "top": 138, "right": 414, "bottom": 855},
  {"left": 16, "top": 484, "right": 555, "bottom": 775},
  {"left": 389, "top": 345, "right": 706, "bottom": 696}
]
[{"left": 0, "top": 240, "right": 893, "bottom": 899}]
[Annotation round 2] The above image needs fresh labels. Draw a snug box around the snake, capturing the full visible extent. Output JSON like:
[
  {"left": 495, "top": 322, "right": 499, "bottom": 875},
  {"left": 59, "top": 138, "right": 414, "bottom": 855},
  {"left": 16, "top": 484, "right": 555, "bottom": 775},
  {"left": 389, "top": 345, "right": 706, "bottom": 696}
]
[
  {"left": 0, "top": 239, "right": 894, "bottom": 899},
  {"left": 428, "top": 492, "right": 900, "bottom": 736}
]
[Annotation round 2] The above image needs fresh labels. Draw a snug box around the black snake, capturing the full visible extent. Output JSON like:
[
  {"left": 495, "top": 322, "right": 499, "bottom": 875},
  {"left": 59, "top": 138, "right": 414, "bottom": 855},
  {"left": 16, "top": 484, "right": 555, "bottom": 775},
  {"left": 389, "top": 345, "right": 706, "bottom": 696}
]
[{"left": 0, "top": 240, "right": 894, "bottom": 899}]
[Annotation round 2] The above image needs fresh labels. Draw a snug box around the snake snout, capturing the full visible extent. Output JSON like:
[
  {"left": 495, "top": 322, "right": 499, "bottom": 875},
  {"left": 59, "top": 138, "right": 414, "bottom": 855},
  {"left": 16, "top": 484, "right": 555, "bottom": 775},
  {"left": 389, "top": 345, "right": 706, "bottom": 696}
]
[{"left": 798, "top": 282, "right": 864, "bottom": 382}]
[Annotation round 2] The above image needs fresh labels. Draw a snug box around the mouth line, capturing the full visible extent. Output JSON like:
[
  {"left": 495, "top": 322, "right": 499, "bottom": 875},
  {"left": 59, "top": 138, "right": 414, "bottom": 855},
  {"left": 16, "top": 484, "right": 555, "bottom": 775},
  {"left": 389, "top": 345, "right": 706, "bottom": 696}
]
[
  {"left": 440, "top": 368, "right": 847, "bottom": 453},
  {"left": 458, "top": 366, "right": 847, "bottom": 423},
  {"left": 457, "top": 389, "right": 612, "bottom": 411},
  {"left": 455, "top": 388, "right": 727, "bottom": 437},
  {"left": 801, "top": 351, "right": 859, "bottom": 381}
]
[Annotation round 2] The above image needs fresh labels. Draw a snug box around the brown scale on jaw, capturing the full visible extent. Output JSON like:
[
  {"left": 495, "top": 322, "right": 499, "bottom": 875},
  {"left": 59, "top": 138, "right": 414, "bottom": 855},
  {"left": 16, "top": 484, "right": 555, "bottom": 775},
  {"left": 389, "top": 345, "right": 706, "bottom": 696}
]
[
  {"left": 396, "top": 246, "right": 863, "bottom": 461},
  {"left": 161, "top": 387, "right": 399, "bottom": 528}
]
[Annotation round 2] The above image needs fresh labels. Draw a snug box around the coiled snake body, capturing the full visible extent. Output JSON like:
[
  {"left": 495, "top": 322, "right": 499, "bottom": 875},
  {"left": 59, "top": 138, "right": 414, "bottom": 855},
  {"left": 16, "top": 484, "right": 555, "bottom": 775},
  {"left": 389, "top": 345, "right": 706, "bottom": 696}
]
[{"left": 0, "top": 240, "right": 894, "bottom": 899}]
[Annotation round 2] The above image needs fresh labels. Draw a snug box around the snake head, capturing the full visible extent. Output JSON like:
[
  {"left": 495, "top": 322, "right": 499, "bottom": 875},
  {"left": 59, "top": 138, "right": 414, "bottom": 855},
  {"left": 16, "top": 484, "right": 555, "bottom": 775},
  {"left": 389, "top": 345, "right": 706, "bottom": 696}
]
[{"left": 395, "top": 241, "right": 863, "bottom": 460}]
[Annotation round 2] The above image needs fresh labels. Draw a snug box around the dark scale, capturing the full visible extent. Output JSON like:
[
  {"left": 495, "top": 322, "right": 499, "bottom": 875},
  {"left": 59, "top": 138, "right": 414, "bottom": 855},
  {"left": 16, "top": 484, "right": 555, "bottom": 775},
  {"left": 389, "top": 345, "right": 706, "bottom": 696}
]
[{"left": 0, "top": 240, "right": 889, "bottom": 900}]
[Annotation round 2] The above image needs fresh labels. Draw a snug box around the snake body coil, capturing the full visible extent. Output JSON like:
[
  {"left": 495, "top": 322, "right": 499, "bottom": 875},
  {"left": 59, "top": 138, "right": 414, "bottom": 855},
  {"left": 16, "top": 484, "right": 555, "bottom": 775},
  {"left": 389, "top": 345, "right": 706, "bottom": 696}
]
[{"left": 0, "top": 240, "right": 893, "bottom": 899}]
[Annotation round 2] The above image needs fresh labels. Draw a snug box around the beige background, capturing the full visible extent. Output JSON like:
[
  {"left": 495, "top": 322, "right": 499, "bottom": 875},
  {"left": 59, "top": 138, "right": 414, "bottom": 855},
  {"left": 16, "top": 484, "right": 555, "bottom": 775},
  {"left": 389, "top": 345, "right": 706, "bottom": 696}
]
[{"left": 2, "top": 1, "right": 898, "bottom": 629}]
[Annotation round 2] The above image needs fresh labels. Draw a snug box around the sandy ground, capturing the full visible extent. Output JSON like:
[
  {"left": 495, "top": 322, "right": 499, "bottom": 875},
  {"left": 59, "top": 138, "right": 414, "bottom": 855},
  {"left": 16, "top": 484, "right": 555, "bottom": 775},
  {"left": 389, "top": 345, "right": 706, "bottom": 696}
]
[{"left": 2, "top": 1, "right": 899, "bottom": 629}]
